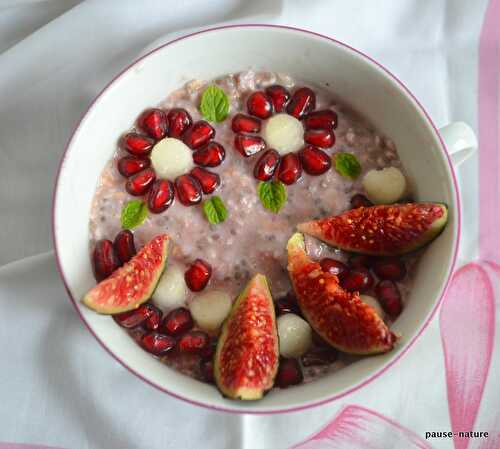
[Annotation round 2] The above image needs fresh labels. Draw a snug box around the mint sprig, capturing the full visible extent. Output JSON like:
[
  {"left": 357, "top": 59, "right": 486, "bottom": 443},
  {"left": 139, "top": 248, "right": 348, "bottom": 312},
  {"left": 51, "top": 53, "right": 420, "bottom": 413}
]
[
  {"left": 121, "top": 200, "right": 148, "bottom": 229},
  {"left": 199, "top": 85, "right": 230, "bottom": 123},
  {"left": 257, "top": 181, "right": 287, "bottom": 214},
  {"left": 203, "top": 196, "right": 228, "bottom": 225},
  {"left": 334, "top": 152, "right": 361, "bottom": 179}
]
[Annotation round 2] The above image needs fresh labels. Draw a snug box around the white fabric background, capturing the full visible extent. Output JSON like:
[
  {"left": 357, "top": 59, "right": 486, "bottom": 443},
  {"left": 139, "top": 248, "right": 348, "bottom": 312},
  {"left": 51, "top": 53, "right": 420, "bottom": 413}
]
[{"left": 0, "top": 1, "right": 487, "bottom": 448}]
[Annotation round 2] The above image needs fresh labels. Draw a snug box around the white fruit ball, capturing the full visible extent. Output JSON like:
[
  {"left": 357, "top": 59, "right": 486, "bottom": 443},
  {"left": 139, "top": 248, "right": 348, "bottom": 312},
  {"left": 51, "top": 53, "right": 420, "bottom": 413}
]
[
  {"left": 150, "top": 137, "right": 194, "bottom": 179},
  {"left": 360, "top": 294, "right": 385, "bottom": 319},
  {"left": 152, "top": 265, "right": 188, "bottom": 311},
  {"left": 263, "top": 113, "right": 304, "bottom": 155},
  {"left": 189, "top": 290, "right": 232, "bottom": 332},
  {"left": 362, "top": 167, "right": 407, "bottom": 204},
  {"left": 277, "top": 313, "right": 312, "bottom": 358}
]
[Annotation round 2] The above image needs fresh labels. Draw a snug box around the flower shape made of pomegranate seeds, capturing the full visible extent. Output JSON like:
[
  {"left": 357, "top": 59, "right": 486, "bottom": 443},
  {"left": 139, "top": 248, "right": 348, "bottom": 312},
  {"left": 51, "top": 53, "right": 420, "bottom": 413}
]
[
  {"left": 231, "top": 85, "right": 338, "bottom": 185},
  {"left": 117, "top": 108, "right": 226, "bottom": 212}
]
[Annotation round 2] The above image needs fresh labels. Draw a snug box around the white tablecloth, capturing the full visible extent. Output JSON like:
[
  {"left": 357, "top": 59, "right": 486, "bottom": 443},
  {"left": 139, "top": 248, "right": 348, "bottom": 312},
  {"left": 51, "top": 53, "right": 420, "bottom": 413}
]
[{"left": 0, "top": 1, "right": 492, "bottom": 448}]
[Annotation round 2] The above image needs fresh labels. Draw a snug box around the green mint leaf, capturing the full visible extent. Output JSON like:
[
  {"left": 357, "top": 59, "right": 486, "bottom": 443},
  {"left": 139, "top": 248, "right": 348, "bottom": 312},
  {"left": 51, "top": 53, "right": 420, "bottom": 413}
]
[
  {"left": 203, "top": 196, "right": 228, "bottom": 225},
  {"left": 257, "top": 181, "right": 287, "bottom": 214},
  {"left": 334, "top": 152, "right": 361, "bottom": 179},
  {"left": 199, "top": 85, "right": 230, "bottom": 123},
  {"left": 121, "top": 200, "right": 148, "bottom": 229}
]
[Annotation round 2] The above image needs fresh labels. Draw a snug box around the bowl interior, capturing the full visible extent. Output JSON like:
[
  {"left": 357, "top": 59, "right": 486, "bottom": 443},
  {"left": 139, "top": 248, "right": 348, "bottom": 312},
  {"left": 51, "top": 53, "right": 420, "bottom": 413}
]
[{"left": 54, "top": 26, "right": 458, "bottom": 413}]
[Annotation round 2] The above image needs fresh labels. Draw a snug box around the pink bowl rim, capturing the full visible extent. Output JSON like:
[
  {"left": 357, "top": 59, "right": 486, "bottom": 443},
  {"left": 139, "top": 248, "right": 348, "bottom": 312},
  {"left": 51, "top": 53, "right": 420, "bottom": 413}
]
[{"left": 52, "top": 23, "right": 461, "bottom": 415}]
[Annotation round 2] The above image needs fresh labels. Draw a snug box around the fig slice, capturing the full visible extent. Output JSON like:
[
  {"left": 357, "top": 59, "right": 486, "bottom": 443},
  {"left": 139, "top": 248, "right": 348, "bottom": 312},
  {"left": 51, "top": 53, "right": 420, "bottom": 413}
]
[
  {"left": 287, "top": 233, "right": 395, "bottom": 355},
  {"left": 214, "top": 274, "right": 279, "bottom": 400},
  {"left": 83, "top": 235, "right": 169, "bottom": 314},
  {"left": 297, "top": 203, "right": 448, "bottom": 256}
]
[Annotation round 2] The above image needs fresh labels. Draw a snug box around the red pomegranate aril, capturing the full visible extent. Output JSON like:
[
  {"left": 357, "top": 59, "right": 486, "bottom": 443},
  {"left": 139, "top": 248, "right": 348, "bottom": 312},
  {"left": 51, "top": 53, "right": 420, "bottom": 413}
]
[
  {"left": 185, "top": 259, "right": 212, "bottom": 292},
  {"left": 373, "top": 258, "right": 407, "bottom": 281},
  {"left": 200, "top": 359, "right": 215, "bottom": 383},
  {"left": 341, "top": 267, "right": 374, "bottom": 293},
  {"left": 275, "top": 292, "right": 301, "bottom": 316},
  {"left": 138, "top": 108, "right": 168, "bottom": 140},
  {"left": 320, "top": 258, "right": 348, "bottom": 280},
  {"left": 190, "top": 167, "right": 220, "bottom": 194},
  {"left": 301, "top": 347, "right": 338, "bottom": 367},
  {"left": 303, "top": 109, "right": 338, "bottom": 130},
  {"left": 178, "top": 330, "right": 210, "bottom": 354},
  {"left": 276, "top": 358, "right": 303, "bottom": 388},
  {"left": 167, "top": 108, "right": 192, "bottom": 138},
  {"left": 175, "top": 174, "right": 202, "bottom": 206},
  {"left": 183, "top": 121, "right": 215, "bottom": 149},
  {"left": 265, "top": 85, "right": 291, "bottom": 113},
  {"left": 147, "top": 179, "right": 175, "bottom": 213},
  {"left": 350, "top": 194, "right": 373, "bottom": 209},
  {"left": 349, "top": 254, "right": 375, "bottom": 269},
  {"left": 122, "top": 133, "right": 155, "bottom": 157},
  {"left": 113, "top": 230, "right": 137, "bottom": 264},
  {"left": 125, "top": 168, "right": 156, "bottom": 196},
  {"left": 299, "top": 145, "right": 331, "bottom": 175},
  {"left": 286, "top": 87, "right": 316, "bottom": 118},
  {"left": 93, "top": 240, "right": 119, "bottom": 281},
  {"left": 253, "top": 149, "right": 280, "bottom": 181},
  {"left": 117, "top": 156, "right": 151, "bottom": 178},
  {"left": 375, "top": 280, "right": 403, "bottom": 317},
  {"left": 192, "top": 142, "right": 225, "bottom": 167},
  {"left": 140, "top": 332, "right": 176, "bottom": 356},
  {"left": 247, "top": 91, "right": 273, "bottom": 119},
  {"left": 277, "top": 153, "right": 302, "bottom": 185},
  {"left": 162, "top": 307, "right": 194, "bottom": 336},
  {"left": 304, "top": 129, "right": 335, "bottom": 148},
  {"left": 231, "top": 113, "right": 261, "bottom": 133},
  {"left": 234, "top": 133, "right": 266, "bottom": 157},
  {"left": 199, "top": 339, "right": 217, "bottom": 360},
  {"left": 113, "top": 303, "right": 154, "bottom": 329},
  {"left": 144, "top": 304, "right": 163, "bottom": 331}
]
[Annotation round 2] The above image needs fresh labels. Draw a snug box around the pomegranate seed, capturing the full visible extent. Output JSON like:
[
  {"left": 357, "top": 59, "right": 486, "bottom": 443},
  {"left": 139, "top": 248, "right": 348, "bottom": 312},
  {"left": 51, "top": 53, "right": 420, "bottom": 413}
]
[
  {"left": 231, "top": 113, "right": 261, "bottom": 133},
  {"left": 349, "top": 255, "right": 374, "bottom": 269},
  {"left": 341, "top": 267, "right": 374, "bottom": 293},
  {"left": 178, "top": 330, "right": 210, "bottom": 354},
  {"left": 192, "top": 142, "right": 225, "bottom": 167},
  {"left": 183, "top": 121, "right": 215, "bottom": 149},
  {"left": 93, "top": 240, "right": 119, "bottom": 281},
  {"left": 190, "top": 167, "right": 220, "bottom": 194},
  {"left": 138, "top": 108, "right": 168, "bottom": 140},
  {"left": 140, "top": 332, "right": 176, "bottom": 356},
  {"left": 247, "top": 91, "right": 273, "bottom": 119},
  {"left": 161, "top": 307, "right": 194, "bottom": 336},
  {"left": 125, "top": 168, "right": 156, "bottom": 196},
  {"left": 234, "top": 133, "right": 266, "bottom": 157},
  {"left": 350, "top": 194, "right": 373, "bottom": 209},
  {"left": 144, "top": 304, "right": 163, "bottom": 331},
  {"left": 286, "top": 87, "right": 316, "bottom": 118},
  {"left": 175, "top": 174, "right": 202, "bottom": 206},
  {"left": 304, "top": 129, "right": 335, "bottom": 148},
  {"left": 200, "top": 359, "right": 215, "bottom": 383},
  {"left": 167, "top": 108, "right": 192, "bottom": 138},
  {"left": 113, "top": 230, "right": 137, "bottom": 264},
  {"left": 277, "top": 153, "right": 302, "bottom": 185},
  {"left": 275, "top": 292, "right": 301, "bottom": 316},
  {"left": 122, "top": 133, "right": 155, "bottom": 157},
  {"left": 299, "top": 145, "right": 331, "bottom": 175},
  {"left": 147, "top": 179, "right": 175, "bottom": 213},
  {"left": 276, "top": 358, "right": 303, "bottom": 388},
  {"left": 199, "top": 339, "right": 217, "bottom": 360},
  {"left": 253, "top": 149, "right": 280, "bottom": 181},
  {"left": 185, "top": 259, "right": 212, "bottom": 292},
  {"left": 373, "top": 258, "right": 407, "bottom": 281},
  {"left": 375, "top": 280, "right": 403, "bottom": 317},
  {"left": 301, "top": 347, "right": 338, "bottom": 367},
  {"left": 303, "top": 109, "right": 338, "bottom": 130},
  {"left": 265, "top": 85, "right": 291, "bottom": 113},
  {"left": 113, "top": 303, "right": 156, "bottom": 329},
  {"left": 117, "top": 156, "right": 151, "bottom": 178},
  {"left": 320, "top": 258, "right": 348, "bottom": 280}
]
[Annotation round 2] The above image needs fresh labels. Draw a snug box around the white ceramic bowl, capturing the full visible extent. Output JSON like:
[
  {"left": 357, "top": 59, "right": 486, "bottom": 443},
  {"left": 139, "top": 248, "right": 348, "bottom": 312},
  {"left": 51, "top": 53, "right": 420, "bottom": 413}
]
[{"left": 53, "top": 25, "right": 471, "bottom": 414}]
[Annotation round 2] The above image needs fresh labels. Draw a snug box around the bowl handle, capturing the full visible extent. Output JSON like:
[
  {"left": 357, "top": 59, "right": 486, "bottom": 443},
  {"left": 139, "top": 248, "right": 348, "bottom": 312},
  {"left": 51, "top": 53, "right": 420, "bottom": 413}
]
[{"left": 439, "top": 122, "right": 477, "bottom": 168}]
